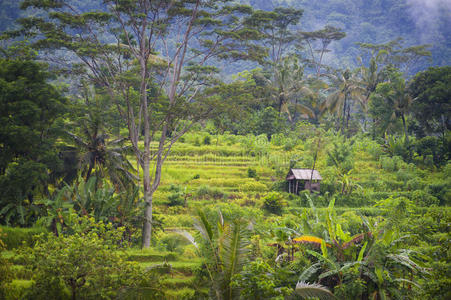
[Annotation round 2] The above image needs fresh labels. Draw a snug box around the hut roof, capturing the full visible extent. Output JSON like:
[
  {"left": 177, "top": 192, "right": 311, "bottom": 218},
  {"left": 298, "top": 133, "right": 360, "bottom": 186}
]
[{"left": 287, "top": 168, "right": 322, "bottom": 180}]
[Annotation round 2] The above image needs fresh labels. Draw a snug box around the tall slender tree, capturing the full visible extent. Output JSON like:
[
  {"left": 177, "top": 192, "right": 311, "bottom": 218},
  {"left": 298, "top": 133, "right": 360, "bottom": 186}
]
[
  {"left": 297, "top": 26, "right": 346, "bottom": 78},
  {"left": 18, "top": 0, "right": 262, "bottom": 247}
]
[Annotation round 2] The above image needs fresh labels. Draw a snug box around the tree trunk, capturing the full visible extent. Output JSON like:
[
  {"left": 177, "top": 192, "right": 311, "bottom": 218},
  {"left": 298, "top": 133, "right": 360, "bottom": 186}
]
[
  {"left": 142, "top": 192, "right": 153, "bottom": 248},
  {"left": 140, "top": 55, "right": 152, "bottom": 248},
  {"left": 71, "top": 284, "right": 76, "bottom": 300},
  {"left": 86, "top": 162, "right": 93, "bottom": 181},
  {"left": 346, "top": 98, "right": 351, "bottom": 131},
  {"left": 401, "top": 113, "right": 409, "bottom": 145},
  {"left": 278, "top": 92, "right": 284, "bottom": 115},
  {"left": 401, "top": 113, "right": 412, "bottom": 160},
  {"left": 341, "top": 94, "right": 347, "bottom": 135}
]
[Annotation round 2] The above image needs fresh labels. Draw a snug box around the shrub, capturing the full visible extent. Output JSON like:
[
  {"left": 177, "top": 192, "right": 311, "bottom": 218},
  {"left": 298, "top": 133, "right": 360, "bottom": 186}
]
[
  {"left": 327, "top": 141, "right": 354, "bottom": 173},
  {"left": 411, "top": 190, "right": 439, "bottom": 206},
  {"left": 270, "top": 180, "right": 287, "bottom": 192},
  {"left": 379, "top": 155, "right": 405, "bottom": 172},
  {"left": 396, "top": 169, "right": 413, "bottom": 183},
  {"left": 239, "top": 181, "right": 268, "bottom": 193},
  {"left": 320, "top": 180, "right": 338, "bottom": 195},
  {"left": 203, "top": 135, "right": 211, "bottom": 145},
  {"left": 283, "top": 138, "right": 297, "bottom": 151},
  {"left": 406, "top": 178, "right": 425, "bottom": 191},
  {"left": 270, "top": 133, "right": 286, "bottom": 146},
  {"left": 367, "top": 140, "right": 383, "bottom": 160},
  {"left": 0, "top": 228, "right": 13, "bottom": 299},
  {"left": 262, "top": 192, "right": 285, "bottom": 215},
  {"left": 157, "top": 233, "right": 188, "bottom": 254},
  {"left": 247, "top": 167, "right": 257, "bottom": 178},
  {"left": 196, "top": 185, "right": 226, "bottom": 200},
  {"left": 23, "top": 216, "right": 162, "bottom": 299},
  {"left": 427, "top": 183, "right": 450, "bottom": 206},
  {"left": 167, "top": 193, "right": 184, "bottom": 207},
  {"left": 231, "top": 259, "right": 290, "bottom": 299},
  {"left": 167, "top": 184, "right": 185, "bottom": 207}
]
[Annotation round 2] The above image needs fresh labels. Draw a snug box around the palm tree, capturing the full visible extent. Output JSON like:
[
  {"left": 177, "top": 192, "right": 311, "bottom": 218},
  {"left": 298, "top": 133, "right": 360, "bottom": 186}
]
[
  {"left": 285, "top": 77, "right": 329, "bottom": 124},
  {"left": 68, "top": 109, "right": 136, "bottom": 191},
  {"left": 371, "top": 71, "right": 413, "bottom": 145},
  {"left": 178, "top": 210, "right": 251, "bottom": 300},
  {"left": 254, "top": 55, "right": 312, "bottom": 123},
  {"left": 325, "top": 69, "right": 365, "bottom": 133}
]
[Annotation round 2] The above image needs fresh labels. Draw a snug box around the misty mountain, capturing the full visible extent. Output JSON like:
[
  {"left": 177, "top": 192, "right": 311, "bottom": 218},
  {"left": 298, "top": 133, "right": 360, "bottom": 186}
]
[{"left": 1, "top": 0, "right": 449, "bottom": 74}]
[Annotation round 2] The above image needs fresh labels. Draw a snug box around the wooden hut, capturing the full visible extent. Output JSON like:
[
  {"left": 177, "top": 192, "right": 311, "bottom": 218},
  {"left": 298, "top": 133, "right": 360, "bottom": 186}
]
[{"left": 286, "top": 168, "right": 322, "bottom": 194}]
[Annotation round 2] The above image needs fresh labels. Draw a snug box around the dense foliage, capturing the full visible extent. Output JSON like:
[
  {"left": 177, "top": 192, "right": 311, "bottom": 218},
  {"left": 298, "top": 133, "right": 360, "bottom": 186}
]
[{"left": 0, "top": 0, "right": 449, "bottom": 299}]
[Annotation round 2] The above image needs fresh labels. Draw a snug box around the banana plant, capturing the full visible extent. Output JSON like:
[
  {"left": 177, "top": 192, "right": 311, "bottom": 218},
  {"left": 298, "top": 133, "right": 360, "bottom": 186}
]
[
  {"left": 70, "top": 176, "right": 119, "bottom": 222},
  {"left": 35, "top": 186, "right": 75, "bottom": 236},
  {"left": 294, "top": 200, "right": 426, "bottom": 298}
]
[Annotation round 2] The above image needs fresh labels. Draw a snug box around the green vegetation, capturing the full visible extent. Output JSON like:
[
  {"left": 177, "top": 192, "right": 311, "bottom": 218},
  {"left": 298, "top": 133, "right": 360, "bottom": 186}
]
[{"left": 0, "top": 0, "right": 449, "bottom": 299}]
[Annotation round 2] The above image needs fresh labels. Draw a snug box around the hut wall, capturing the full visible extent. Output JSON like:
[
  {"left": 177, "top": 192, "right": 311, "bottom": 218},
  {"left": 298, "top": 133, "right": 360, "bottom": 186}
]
[{"left": 305, "top": 181, "right": 320, "bottom": 192}]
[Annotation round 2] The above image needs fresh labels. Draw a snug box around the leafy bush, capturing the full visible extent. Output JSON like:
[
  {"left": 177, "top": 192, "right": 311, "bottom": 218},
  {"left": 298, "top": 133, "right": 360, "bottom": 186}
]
[
  {"left": 411, "top": 190, "right": 439, "bottom": 206},
  {"left": 379, "top": 155, "right": 405, "bottom": 172},
  {"left": 427, "top": 183, "right": 450, "bottom": 206},
  {"left": 232, "top": 259, "right": 289, "bottom": 299},
  {"left": 247, "top": 167, "right": 257, "bottom": 178},
  {"left": 70, "top": 176, "right": 119, "bottom": 222},
  {"left": 262, "top": 192, "right": 285, "bottom": 215},
  {"left": 0, "top": 226, "right": 46, "bottom": 249},
  {"left": 405, "top": 178, "right": 425, "bottom": 191},
  {"left": 270, "top": 180, "right": 287, "bottom": 192},
  {"left": 396, "top": 169, "right": 413, "bottom": 183},
  {"left": 383, "top": 135, "right": 410, "bottom": 160},
  {"left": 167, "top": 184, "right": 185, "bottom": 207},
  {"left": 0, "top": 228, "right": 13, "bottom": 299},
  {"left": 366, "top": 140, "right": 384, "bottom": 160},
  {"left": 239, "top": 181, "right": 268, "bottom": 192},
  {"left": 283, "top": 138, "right": 297, "bottom": 151},
  {"left": 327, "top": 141, "right": 354, "bottom": 173},
  {"left": 196, "top": 185, "right": 226, "bottom": 200},
  {"left": 270, "top": 133, "right": 286, "bottom": 146},
  {"left": 23, "top": 216, "right": 162, "bottom": 299},
  {"left": 203, "top": 135, "right": 211, "bottom": 145},
  {"left": 157, "top": 233, "right": 188, "bottom": 253}
]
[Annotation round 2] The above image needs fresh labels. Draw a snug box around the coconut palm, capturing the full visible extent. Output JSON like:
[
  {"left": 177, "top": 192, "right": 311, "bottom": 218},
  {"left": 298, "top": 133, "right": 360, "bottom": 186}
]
[
  {"left": 357, "top": 55, "right": 387, "bottom": 107},
  {"left": 68, "top": 109, "right": 136, "bottom": 191},
  {"left": 325, "top": 69, "right": 365, "bottom": 133},
  {"left": 373, "top": 72, "right": 413, "bottom": 144},
  {"left": 284, "top": 77, "right": 330, "bottom": 124},
  {"left": 254, "top": 55, "right": 313, "bottom": 123}
]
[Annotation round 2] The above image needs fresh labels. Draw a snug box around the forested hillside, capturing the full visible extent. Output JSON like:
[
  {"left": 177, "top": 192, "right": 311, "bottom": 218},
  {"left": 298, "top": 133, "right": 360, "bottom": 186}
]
[
  {"left": 1, "top": 0, "right": 450, "bottom": 72},
  {"left": 0, "top": 0, "right": 450, "bottom": 299},
  {"left": 241, "top": 0, "right": 450, "bottom": 70}
]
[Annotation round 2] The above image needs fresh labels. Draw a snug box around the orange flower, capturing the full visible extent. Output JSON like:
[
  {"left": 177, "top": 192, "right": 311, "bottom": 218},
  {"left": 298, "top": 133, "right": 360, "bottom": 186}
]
[{"left": 293, "top": 235, "right": 332, "bottom": 247}]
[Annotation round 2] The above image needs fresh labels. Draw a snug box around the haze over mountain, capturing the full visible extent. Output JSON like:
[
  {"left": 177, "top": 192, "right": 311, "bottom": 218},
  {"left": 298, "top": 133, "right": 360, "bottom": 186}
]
[{"left": 1, "top": 0, "right": 449, "bottom": 74}]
